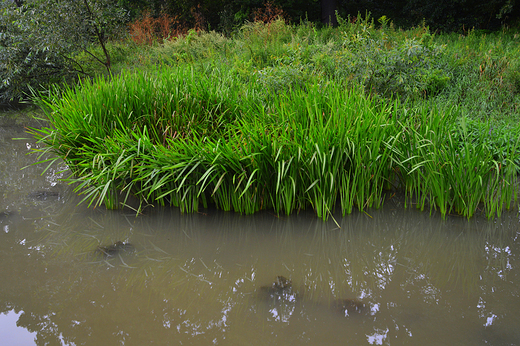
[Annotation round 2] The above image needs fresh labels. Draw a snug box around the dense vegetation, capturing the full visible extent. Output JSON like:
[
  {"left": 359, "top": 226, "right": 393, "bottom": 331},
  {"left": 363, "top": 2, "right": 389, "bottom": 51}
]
[
  {"left": 25, "top": 14, "right": 520, "bottom": 219},
  {"left": 0, "top": 0, "right": 127, "bottom": 103},
  {"left": 121, "top": 0, "right": 520, "bottom": 32},
  {"left": 2, "top": 0, "right": 520, "bottom": 103}
]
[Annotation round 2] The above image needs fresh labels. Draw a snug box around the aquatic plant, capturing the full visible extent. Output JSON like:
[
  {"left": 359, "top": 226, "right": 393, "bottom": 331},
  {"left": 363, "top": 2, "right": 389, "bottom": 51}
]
[
  {"left": 29, "top": 62, "right": 519, "bottom": 219},
  {"left": 390, "top": 103, "right": 519, "bottom": 218}
]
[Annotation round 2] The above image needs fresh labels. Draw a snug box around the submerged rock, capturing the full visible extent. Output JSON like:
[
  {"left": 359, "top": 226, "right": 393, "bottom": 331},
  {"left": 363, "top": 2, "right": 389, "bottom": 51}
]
[
  {"left": 27, "top": 190, "right": 60, "bottom": 201},
  {"left": 258, "top": 276, "right": 298, "bottom": 322},
  {"left": 95, "top": 241, "right": 135, "bottom": 258},
  {"left": 258, "top": 276, "right": 368, "bottom": 318},
  {"left": 259, "top": 276, "right": 293, "bottom": 297},
  {"left": 0, "top": 210, "right": 16, "bottom": 219},
  {"left": 332, "top": 298, "right": 367, "bottom": 317}
]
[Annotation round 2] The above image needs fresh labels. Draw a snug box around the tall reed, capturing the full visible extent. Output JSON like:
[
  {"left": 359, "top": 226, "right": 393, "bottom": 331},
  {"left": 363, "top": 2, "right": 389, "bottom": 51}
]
[
  {"left": 391, "top": 103, "right": 519, "bottom": 219},
  {"left": 30, "top": 64, "right": 519, "bottom": 219}
]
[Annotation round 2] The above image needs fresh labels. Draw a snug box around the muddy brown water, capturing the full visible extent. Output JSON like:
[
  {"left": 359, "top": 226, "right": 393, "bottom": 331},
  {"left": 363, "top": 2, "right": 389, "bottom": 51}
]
[{"left": 1, "top": 118, "right": 519, "bottom": 345}]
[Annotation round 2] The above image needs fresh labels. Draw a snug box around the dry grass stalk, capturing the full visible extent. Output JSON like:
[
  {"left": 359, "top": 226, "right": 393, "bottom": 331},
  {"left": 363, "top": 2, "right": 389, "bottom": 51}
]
[{"left": 129, "top": 12, "right": 188, "bottom": 45}]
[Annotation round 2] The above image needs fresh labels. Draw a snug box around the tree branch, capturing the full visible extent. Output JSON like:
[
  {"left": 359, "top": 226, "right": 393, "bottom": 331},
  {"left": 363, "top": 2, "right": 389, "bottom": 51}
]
[
  {"left": 82, "top": 0, "right": 111, "bottom": 73},
  {"left": 83, "top": 48, "right": 109, "bottom": 68},
  {"left": 59, "top": 53, "right": 92, "bottom": 77}
]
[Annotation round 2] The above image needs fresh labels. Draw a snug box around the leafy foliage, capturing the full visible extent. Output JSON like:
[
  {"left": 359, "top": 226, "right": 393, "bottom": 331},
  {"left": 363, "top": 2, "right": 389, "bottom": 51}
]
[
  {"left": 401, "top": 0, "right": 519, "bottom": 31},
  {"left": 337, "top": 15, "right": 450, "bottom": 99},
  {"left": 0, "top": 0, "right": 127, "bottom": 103},
  {"left": 0, "top": 2, "right": 65, "bottom": 102}
]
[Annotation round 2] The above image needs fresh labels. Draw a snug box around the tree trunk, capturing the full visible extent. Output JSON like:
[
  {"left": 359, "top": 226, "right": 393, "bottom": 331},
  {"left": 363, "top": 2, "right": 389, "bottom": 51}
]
[
  {"left": 83, "top": 0, "right": 111, "bottom": 73},
  {"left": 321, "top": 0, "right": 338, "bottom": 26}
]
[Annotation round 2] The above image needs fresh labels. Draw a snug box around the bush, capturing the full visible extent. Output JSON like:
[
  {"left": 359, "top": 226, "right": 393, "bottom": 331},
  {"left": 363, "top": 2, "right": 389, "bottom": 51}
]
[
  {"left": 337, "top": 20, "right": 451, "bottom": 99},
  {"left": 0, "top": 2, "right": 68, "bottom": 102}
]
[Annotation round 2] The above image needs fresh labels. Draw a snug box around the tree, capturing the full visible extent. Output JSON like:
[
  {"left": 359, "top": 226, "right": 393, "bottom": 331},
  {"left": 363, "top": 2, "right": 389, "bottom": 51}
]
[
  {"left": 29, "top": 0, "right": 127, "bottom": 72},
  {"left": 321, "top": 0, "right": 338, "bottom": 25},
  {"left": 0, "top": 0, "right": 127, "bottom": 103},
  {"left": 402, "top": 0, "right": 518, "bottom": 30}
]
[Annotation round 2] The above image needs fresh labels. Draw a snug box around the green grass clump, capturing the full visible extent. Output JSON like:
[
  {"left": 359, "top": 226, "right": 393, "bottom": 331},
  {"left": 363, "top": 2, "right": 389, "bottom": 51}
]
[
  {"left": 26, "top": 16, "right": 520, "bottom": 220},
  {"left": 30, "top": 62, "right": 519, "bottom": 220},
  {"left": 391, "top": 104, "right": 518, "bottom": 219}
]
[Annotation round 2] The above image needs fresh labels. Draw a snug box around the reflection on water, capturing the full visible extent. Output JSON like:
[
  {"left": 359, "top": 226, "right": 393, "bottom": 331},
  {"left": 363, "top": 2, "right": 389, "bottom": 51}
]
[
  {"left": 1, "top": 118, "right": 520, "bottom": 345},
  {"left": 0, "top": 310, "right": 37, "bottom": 346}
]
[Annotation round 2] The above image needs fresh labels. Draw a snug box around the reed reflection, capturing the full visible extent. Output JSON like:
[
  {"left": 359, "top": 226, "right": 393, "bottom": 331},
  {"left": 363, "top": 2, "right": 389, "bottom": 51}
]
[{"left": 2, "top": 186, "right": 519, "bottom": 345}]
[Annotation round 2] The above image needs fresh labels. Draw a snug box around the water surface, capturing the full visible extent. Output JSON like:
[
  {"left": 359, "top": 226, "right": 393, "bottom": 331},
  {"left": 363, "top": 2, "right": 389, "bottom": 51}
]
[{"left": 1, "top": 118, "right": 519, "bottom": 345}]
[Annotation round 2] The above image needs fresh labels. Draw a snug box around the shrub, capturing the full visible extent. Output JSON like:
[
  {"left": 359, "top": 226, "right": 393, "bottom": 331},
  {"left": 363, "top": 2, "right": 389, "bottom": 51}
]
[
  {"left": 338, "top": 25, "right": 451, "bottom": 99},
  {"left": 161, "top": 30, "right": 229, "bottom": 63}
]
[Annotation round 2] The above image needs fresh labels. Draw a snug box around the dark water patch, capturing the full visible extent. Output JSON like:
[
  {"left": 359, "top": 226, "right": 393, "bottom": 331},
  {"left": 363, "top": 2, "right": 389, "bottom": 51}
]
[
  {"left": 257, "top": 276, "right": 370, "bottom": 321},
  {"left": 0, "top": 210, "right": 17, "bottom": 219},
  {"left": 94, "top": 241, "right": 135, "bottom": 259},
  {"left": 259, "top": 275, "right": 293, "bottom": 297},
  {"left": 332, "top": 298, "right": 368, "bottom": 317},
  {"left": 0, "top": 107, "right": 46, "bottom": 128},
  {"left": 27, "top": 190, "right": 61, "bottom": 201}
]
